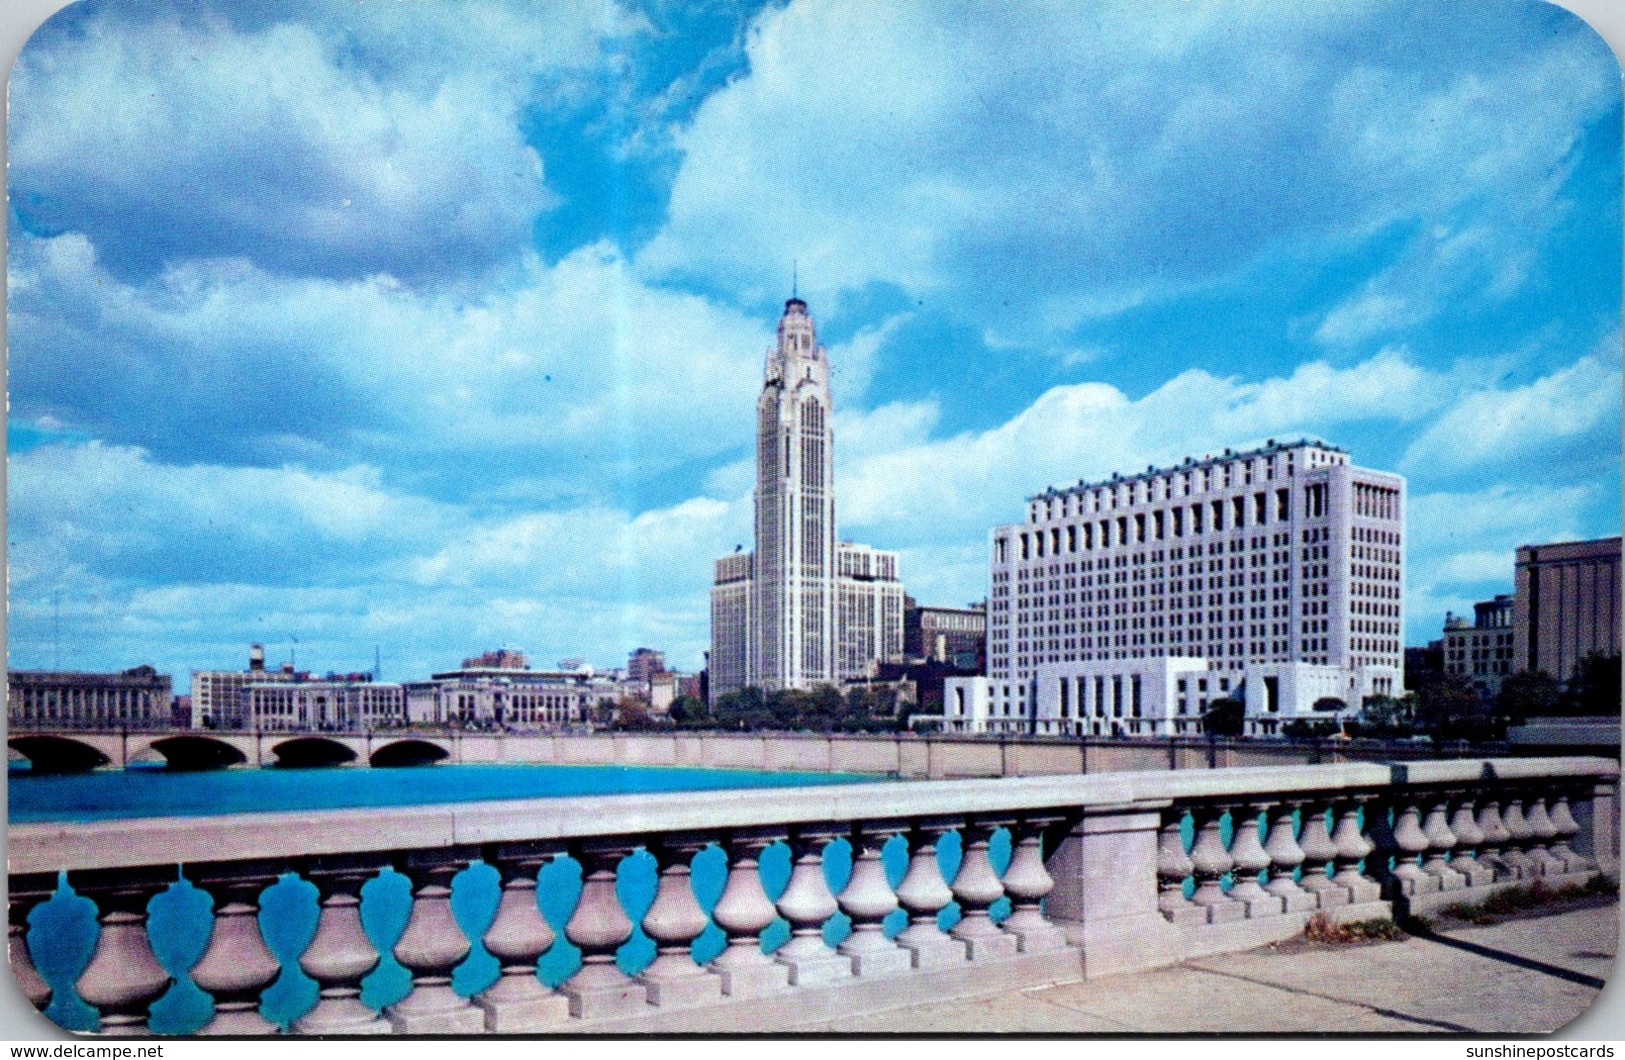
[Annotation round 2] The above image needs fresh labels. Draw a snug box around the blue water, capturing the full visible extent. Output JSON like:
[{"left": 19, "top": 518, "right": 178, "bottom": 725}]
[{"left": 14, "top": 763, "right": 1013, "bottom": 1033}]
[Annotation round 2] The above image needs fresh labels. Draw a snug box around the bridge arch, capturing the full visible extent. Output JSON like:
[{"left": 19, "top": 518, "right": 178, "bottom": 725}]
[
  {"left": 369, "top": 738, "right": 450, "bottom": 768},
  {"left": 147, "top": 735, "right": 249, "bottom": 771},
  {"left": 271, "top": 736, "right": 357, "bottom": 769},
  {"left": 9, "top": 735, "right": 112, "bottom": 774}
]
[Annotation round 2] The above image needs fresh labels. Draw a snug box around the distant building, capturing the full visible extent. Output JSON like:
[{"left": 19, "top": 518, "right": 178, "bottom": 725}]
[
  {"left": 402, "top": 663, "right": 613, "bottom": 729},
  {"left": 1404, "top": 641, "right": 1444, "bottom": 692},
  {"left": 649, "top": 672, "right": 678, "bottom": 715},
  {"left": 627, "top": 648, "right": 666, "bottom": 684},
  {"left": 1442, "top": 595, "right": 1514, "bottom": 696},
  {"left": 946, "top": 439, "right": 1404, "bottom": 736},
  {"left": 191, "top": 644, "right": 293, "bottom": 729},
  {"left": 247, "top": 679, "right": 405, "bottom": 732},
  {"left": 1514, "top": 536, "right": 1622, "bottom": 682},
  {"left": 8, "top": 665, "right": 173, "bottom": 730},
  {"left": 463, "top": 648, "right": 527, "bottom": 670},
  {"left": 904, "top": 598, "right": 987, "bottom": 670},
  {"left": 710, "top": 298, "right": 904, "bottom": 699}
]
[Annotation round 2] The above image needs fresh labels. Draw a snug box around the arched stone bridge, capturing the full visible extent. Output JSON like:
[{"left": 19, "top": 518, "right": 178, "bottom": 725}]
[{"left": 8, "top": 730, "right": 455, "bottom": 773}]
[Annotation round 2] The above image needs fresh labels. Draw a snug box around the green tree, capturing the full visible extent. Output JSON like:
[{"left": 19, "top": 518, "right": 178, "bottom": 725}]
[
  {"left": 1495, "top": 669, "right": 1563, "bottom": 724},
  {"left": 1201, "top": 697, "right": 1245, "bottom": 737},
  {"left": 1414, "top": 671, "right": 1483, "bottom": 731},
  {"left": 1562, "top": 654, "right": 1622, "bottom": 717},
  {"left": 668, "top": 695, "right": 708, "bottom": 727},
  {"left": 1312, "top": 696, "right": 1347, "bottom": 714}
]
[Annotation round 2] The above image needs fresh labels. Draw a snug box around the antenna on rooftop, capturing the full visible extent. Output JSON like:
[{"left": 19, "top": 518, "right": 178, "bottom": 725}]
[
  {"left": 374, "top": 644, "right": 382, "bottom": 682},
  {"left": 52, "top": 591, "right": 60, "bottom": 671},
  {"left": 793, "top": 259, "right": 798, "bottom": 299}
]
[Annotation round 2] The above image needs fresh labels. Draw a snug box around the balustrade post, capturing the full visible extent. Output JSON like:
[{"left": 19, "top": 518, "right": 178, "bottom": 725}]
[
  {"left": 638, "top": 832, "right": 723, "bottom": 1007},
  {"left": 1446, "top": 796, "right": 1494, "bottom": 887},
  {"left": 949, "top": 818, "right": 1020, "bottom": 961},
  {"left": 1580, "top": 778, "right": 1619, "bottom": 875},
  {"left": 1419, "top": 795, "right": 1466, "bottom": 892},
  {"left": 1523, "top": 794, "right": 1564, "bottom": 876},
  {"left": 706, "top": 827, "right": 791, "bottom": 997},
  {"left": 384, "top": 848, "right": 482, "bottom": 1033},
  {"left": 1375, "top": 796, "right": 1434, "bottom": 897},
  {"left": 1329, "top": 797, "right": 1381, "bottom": 904},
  {"left": 1547, "top": 790, "right": 1590, "bottom": 874},
  {"left": 1188, "top": 804, "right": 1244, "bottom": 924},
  {"left": 8, "top": 873, "right": 54, "bottom": 1013},
  {"left": 773, "top": 824, "right": 852, "bottom": 986},
  {"left": 71, "top": 867, "right": 175, "bottom": 1036},
  {"left": 1295, "top": 800, "right": 1346, "bottom": 908},
  {"left": 292, "top": 856, "right": 390, "bottom": 1035},
  {"left": 1155, "top": 811, "right": 1202, "bottom": 925},
  {"left": 1261, "top": 802, "right": 1317, "bottom": 913},
  {"left": 894, "top": 819, "right": 969, "bottom": 969},
  {"left": 1226, "top": 803, "right": 1285, "bottom": 917},
  {"left": 182, "top": 860, "right": 283, "bottom": 1035},
  {"left": 1500, "top": 797, "right": 1536, "bottom": 879},
  {"left": 836, "top": 819, "right": 913, "bottom": 975},
  {"left": 475, "top": 841, "right": 569, "bottom": 1032},
  {"left": 560, "top": 837, "right": 644, "bottom": 1019},
  {"left": 1475, "top": 798, "right": 1517, "bottom": 880},
  {"left": 998, "top": 814, "right": 1070, "bottom": 953}
]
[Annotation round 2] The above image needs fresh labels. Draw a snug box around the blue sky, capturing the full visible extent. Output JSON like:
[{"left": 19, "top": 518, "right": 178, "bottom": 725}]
[{"left": 7, "top": 0, "right": 1621, "bottom": 681}]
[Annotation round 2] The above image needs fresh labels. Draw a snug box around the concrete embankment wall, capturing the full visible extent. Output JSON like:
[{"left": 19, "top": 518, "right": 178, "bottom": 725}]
[{"left": 442, "top": 731, "right": 1508, "bottom": 779}]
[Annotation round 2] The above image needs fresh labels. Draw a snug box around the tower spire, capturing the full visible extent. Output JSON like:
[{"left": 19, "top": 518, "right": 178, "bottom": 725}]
[{"left": 792, "top": 259, "right": 798, "bottom": 299}]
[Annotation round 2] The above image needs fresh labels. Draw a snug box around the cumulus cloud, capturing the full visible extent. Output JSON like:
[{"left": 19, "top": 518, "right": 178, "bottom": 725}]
[
  {"left": 8, "top": 232, "right": 771, "bottom": 495},
  {"left": 9, "top": 0, "right": 640, "bottom": 284},
  {"left": 640, "top": 0, "right": 1616, "bottom": 341},
  {"left": 1400, "top": 347, "right": 1622, "bottom": 477}
]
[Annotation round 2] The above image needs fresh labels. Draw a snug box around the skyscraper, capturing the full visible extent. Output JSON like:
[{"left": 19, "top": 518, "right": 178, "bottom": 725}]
[{"left": 710, "top": 298, "right": 903, "bottom": 698}]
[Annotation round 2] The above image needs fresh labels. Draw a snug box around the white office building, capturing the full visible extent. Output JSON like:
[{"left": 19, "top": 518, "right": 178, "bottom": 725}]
[
  {"left": 710, "top": 298, "right": 903, "bottom": 697},
  {"left": 946, "top": 439, "right": 1404, "bottom": 736}
]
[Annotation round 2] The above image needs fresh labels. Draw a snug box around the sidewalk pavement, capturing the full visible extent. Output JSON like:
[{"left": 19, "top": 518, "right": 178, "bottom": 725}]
[{"left": 795, "top": 903, "right": 1619, "bottom": 1035}]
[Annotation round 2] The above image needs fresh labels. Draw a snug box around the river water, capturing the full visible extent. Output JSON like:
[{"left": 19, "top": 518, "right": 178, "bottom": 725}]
[{"left": 12, "top": 762, "right": 1004, "bottom": 1033}]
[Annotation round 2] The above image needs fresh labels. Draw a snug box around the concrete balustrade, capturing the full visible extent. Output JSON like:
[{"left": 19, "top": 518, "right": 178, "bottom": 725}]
[{"left": 9, "top": 756, "right": 1618, "bottom": 1036}]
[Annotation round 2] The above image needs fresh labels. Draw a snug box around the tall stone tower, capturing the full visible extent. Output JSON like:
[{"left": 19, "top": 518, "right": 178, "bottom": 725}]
[
  {"left": 710, "top": 298, "right": 903, "bottom": 700},
  {"left": 754, "top": 297, "right": 835, "bottom": 690}
]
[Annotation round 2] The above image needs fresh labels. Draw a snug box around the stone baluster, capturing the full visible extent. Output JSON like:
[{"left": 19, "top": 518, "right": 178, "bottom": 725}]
[
  {"left": 1261, "top": 802, "right": 1316, "bottom": 913},
  {"left": 1475, "top": 798, "right": 1517, "bottom": 880},
  {"left": 384, "top": 849, "right": 482, "bottom": 1033},
  {"left": 949, "top": 818, "right": 1020, "bottom": 960},
  {"left": 1419, "top": 795, "right": 1466, "bottom": 892},
  {"left": 706, "top": 827, "right": 791, "bottom": 996},
  {"left": 560, "top": 838, "right": 644, "bottom": 1019},
  {"left": 475, "top": 841, "right": 569, "bottom": 1032},
  {"left": 1523, "top": 793, "right": 1564, "bottom": 876},
  {"left": 999, "top": 814, "right": 1070, "bottom": 952},
  {"left": 71, "top": 867, "right": 175, "bottom": 1036},
  {"left": 773, "top": 824, "right": 852, "bottom": 985},
  {"left": 1226, "top": 803, "right": 1285, "bottom": 917},
  {"left": 1446, "top": 796, "right": 1494, "bottom": 887},
  {"left": 1500, "top": 796, "right": 1536, "bottom": 879},
  {"left": 1156, "top": 811, "right": 1203, "bottom": 925},
  {"left": 293, "top": 857, "right": 390, "bottom": 1035},
  {"left": 182, "top": 860, "right": 283, "bottom": 1035},
  {"left": 1295, "top": 800, "right": 1346, "bottom": 909},
  {"left": 836, "top": 819, "right": 913, "bottom": 975},
  {"left": 1329, "top": 797, "right": 1381, "bottom": 904},
  {"left": 1187, "top": 804, "right": 1243, "bottom": 924},
  {"left": 1374, "top": 796, "right": 1433, "bottom": 897},
  {"left": 1547, "top": 790, "right": 1590, "bottom": 873},
  {"left": 894, "top": 819, "right": 969, "bottom": 969},
  {"left": 638, "top": 832, "right": 723, "bottom": 1007},
  {"left": 8, "top": 873, "right": 55, "bottom": 1013}
]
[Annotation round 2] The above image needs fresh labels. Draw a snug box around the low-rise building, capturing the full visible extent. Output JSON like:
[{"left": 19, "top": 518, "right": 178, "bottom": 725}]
[
  {"left": 1442, "top": 595, "right": 1515, "bottom": 697},
  {"left": 191, "top": 645, "right": 293, "bottom": 729},
  {"left": 8, "top": 665, "right": 173, "bottom": 730},
  {"left": 402, "top": 663, "right": 614, "bottom": 730},
  {"left": 246, "top": 679, "right": 405, "bottom": 732},
  {"left": 904, "top": 598, "right": 987, "bottom": 670}
]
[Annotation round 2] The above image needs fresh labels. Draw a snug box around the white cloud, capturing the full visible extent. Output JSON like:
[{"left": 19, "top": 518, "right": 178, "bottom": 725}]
[
  {"left": 639, "top": 0, "right": 1616, "bottom": 338},
  {"left": 1401, "top": 349, "right": 1622, "bottom": 475},
  {"left": 10, "top": 2, "right": 640, "bottom": 282}
]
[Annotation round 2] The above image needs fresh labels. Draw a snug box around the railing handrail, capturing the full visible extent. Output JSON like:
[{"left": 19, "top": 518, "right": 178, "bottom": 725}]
[{"left": 9, "top": 756, "right": 1615, "bottom": 876}]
